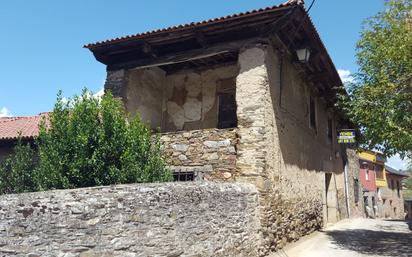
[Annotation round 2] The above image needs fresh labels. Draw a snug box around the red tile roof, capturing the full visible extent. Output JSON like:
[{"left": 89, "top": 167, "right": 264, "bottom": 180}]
[
  {"left": 0, "top": 113, "right": 49, "bottom": 141},
  {"left": 84, "top": 0, "right": 303, "bottom": 49}
]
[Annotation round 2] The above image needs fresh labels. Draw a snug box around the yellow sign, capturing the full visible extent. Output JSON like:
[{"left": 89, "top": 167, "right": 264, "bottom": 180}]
[{"left": 338, "top": 130, "right": 356, "bottom": 144}]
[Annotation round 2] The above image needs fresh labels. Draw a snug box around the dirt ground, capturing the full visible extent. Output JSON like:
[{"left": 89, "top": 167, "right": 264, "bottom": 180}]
[{"left": 271, "top": 218, "right": 412, "bottom": 257}]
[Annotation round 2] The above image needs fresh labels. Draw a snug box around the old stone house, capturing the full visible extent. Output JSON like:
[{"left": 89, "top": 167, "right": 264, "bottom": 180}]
[
  {"left": 358, "top": 150, "right": 408, "bottom": 219},
  {"left": 383, "top": 165, "right": 408, "bottom": 219},
  {"left": 85, "top": 0, "right": 363, "bottom": 252}
]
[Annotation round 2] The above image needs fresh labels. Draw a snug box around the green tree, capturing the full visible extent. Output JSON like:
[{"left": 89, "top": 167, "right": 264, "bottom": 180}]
[
  {"left": 0, "top": 89, "right": 172, "bottom": 194},
  {"left": 339, "top": 0, "right": 412, "bottom": 158},
  {"left": 0, "top": 140, "right": 37, "bottom": 194}
]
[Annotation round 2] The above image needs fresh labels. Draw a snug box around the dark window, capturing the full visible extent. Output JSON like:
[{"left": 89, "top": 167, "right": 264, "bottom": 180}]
[
  {"left": 360, "top": 161, "right": 368, "bottom": 169},
  {"left": 391, "top": 179, "right": 395, "bottom": 189},
  {"left": 397, "top": 181, "right": 400, "bottom": 197},
  {"left": 218, "top": 93, "right": 237, "bottom": 129},
  {"left": 173, "top": 172, "right": 195, "bottom": 182},
  {"left": 327, "top": 118, "right": 333, "bottom": 141},
  {"left": 309, "top": 95, "right": 317, "bottom": 130},
  {"left": 375, "top": 165, "right": 384, "bottom": 179},
  {"left": 354, "top": 178, "right": 359, "bottom": 204}
]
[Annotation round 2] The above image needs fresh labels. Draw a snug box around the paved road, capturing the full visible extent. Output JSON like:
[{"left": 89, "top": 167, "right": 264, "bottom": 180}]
[{"left": 272, "top": 218, "right": 412, "bottom": 257}]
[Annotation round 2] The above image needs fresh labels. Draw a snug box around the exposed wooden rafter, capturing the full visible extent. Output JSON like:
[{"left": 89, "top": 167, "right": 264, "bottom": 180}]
[
  {"left": 195, "top": 31, "right": 208, "bottom": 48},
  {"left": 108, "top": 39, "right": 255, "bottom": 71},
  {"left": 142, "top": 41, "right": 157, "bottom": 58}
]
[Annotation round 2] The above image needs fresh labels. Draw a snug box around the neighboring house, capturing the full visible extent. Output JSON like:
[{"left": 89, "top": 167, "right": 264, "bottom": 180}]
[
  {"left": 358, "top": 150, "right": 408, "bottom": 219},
  {"left": 84, "top": 0, "right": 363, "bottom": 248},
  {"left": 358, "top": 150, "right": 386, "bottom": 218},
  {"left": 0, "top": 113, "right": 48, "bottom": 161},
  {"left": 383, "top": 165, "right": 408, "bottom": 219}
]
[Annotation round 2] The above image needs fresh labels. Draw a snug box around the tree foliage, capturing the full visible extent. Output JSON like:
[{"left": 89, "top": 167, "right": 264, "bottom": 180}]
[
  {"left": 0, "top": 89, "right": 171, "bottom": 194},
  {"left": 339, "top": 0, "right": 412, "bottom": 158},
  {"left": 0, "top": 140, "right": 37, "bottom": 194}
]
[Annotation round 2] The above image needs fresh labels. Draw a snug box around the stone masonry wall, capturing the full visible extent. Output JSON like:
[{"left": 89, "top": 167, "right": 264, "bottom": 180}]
[
  {"left": 234, "top": 43, "right": 349, "bottom": 253},
  {"left": 0, "top": 182, "right": 262, "bottom": 257},
  {"left": 346, "top": 148, "right": 365, "bottom": 218},
  {"left": 263, "top": 44, "right": 348, "bottom": 249},
  {"left": 160, "top": 128, "right": 238, "bottom": 181},
  {"left": 104, "top": 69, "right": 128, "bottom": 102},
  {"left": 381, "top": 174, "right": 405, "bottom": 219}
]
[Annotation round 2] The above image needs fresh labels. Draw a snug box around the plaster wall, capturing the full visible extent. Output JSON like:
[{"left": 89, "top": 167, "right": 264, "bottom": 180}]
[
  {"left": 126, "top": 67, "right": 165, "bottom": 129},
  {"left": 119, "top": 65, "right": 238, "bottom": 132},
  {"left": 162, "top": 65, "right": 238, "bottom": 131}
]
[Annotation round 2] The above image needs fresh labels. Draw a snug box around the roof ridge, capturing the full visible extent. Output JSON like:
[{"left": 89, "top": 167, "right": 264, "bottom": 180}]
[{"left": 84, "top": 0, "right": 300, "bottom": 48}]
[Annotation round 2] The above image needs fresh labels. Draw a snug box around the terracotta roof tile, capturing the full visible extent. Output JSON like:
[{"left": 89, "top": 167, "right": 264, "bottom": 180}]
[
  {"left": 0, "top": 113, "right": 50, "bottom": 141},
  {"left": 84, "top": 0, "right": 302, "bottom": 48}
]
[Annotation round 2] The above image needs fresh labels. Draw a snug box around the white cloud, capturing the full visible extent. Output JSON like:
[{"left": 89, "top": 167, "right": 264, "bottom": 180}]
[
  {"left": 386, "top": 154, "right": 410, "bottom": 171},
  {"left": 0, "top": 107, "right": 12, "bottom": 117},
  {"left": 60, "top": 88, "right": 104, "bottom": 105},
  {"left": 338, "top": 69, "right": 354, "bottom": 84}
]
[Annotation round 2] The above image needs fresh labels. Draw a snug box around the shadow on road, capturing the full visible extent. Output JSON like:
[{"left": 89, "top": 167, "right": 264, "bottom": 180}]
[{"left": 326, "top": 221, "right": 412, "bottom": 257}]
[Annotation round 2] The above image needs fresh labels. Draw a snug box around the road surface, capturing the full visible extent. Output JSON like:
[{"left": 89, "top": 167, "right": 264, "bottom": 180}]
[{"left": 272, "top": 218, "right": 412, "bottom": 257}]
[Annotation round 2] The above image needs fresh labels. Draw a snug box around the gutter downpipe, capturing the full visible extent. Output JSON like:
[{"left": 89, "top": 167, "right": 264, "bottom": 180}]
[{"left": 344, "top": 162, "right": 351, "bottom": 218}]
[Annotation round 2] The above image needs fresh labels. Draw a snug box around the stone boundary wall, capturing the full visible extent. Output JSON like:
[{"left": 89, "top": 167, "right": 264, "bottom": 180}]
[
  {"left": 160, "top": 128, "right": 238, "bottom": 181},
  {"left": 0, "top": 182, "right": 262, "bottom": 257}
]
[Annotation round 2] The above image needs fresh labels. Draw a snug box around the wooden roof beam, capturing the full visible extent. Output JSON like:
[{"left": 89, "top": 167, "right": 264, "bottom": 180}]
[
  {"left": 142, "top": 41, "right": 158, "bottom": 58},
  {"left": 107, "top": 39, "right": 255, "bottom": 71},
  {"left": 195, "top": 31, "right": 208, "bottom": 48}
]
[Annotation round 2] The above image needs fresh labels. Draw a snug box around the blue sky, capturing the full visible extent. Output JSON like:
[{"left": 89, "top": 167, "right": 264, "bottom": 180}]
[{"left": 0, "top": 0, "right": 408, "bottom": 169}]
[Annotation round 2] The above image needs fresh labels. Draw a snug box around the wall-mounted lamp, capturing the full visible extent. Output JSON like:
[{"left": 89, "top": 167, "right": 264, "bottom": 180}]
[{"left": 296, "top": 48, "right": 311, "bottom": 63}]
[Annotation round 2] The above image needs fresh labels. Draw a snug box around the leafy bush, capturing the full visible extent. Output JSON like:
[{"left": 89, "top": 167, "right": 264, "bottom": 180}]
[
  {"left": 0, "top": 89, "right": 171, "bottom": 194},
  {"left": 0, "top": 140, "right": 37, "bottom": 194}
]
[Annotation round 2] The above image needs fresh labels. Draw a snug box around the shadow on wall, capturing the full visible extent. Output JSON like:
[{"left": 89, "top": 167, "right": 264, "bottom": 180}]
[
  {"left": 266, "top": 48, "right": 339, "bottom": 173},
  {"left": 326, "top": 222, "right": 412, "bottom": 256}
]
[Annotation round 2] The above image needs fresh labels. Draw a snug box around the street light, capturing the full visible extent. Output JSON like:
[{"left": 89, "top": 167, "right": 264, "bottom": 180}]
[{"left": 296, "top": 47, "right": 311, "bottom": 63}]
